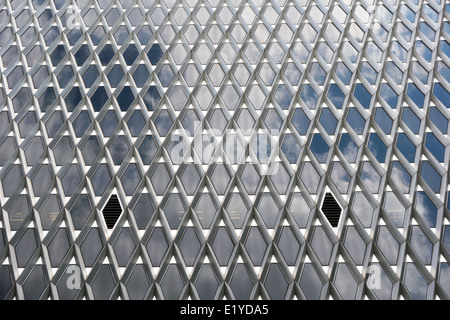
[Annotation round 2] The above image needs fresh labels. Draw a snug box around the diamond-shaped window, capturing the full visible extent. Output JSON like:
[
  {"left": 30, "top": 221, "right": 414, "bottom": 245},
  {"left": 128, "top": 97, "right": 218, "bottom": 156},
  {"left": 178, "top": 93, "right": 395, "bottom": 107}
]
[
  {"left": 321, "top": 192, "right": 342, "bottom": 227},
  {"left": 102, "top": 194, "right": 123, "bottom": 229}
]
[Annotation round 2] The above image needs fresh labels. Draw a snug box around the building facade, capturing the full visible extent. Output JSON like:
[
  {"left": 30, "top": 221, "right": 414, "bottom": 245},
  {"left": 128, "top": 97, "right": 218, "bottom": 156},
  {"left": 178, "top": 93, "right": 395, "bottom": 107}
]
[{"left": 0, "top": 0, "right": 449, "bottom": 299}]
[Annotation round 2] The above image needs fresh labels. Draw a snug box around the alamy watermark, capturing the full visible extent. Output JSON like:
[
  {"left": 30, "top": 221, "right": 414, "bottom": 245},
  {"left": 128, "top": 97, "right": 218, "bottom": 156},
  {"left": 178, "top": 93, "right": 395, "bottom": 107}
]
[
  {"left": 366, "top": 264, "right": 381, "bottom": 290},
  {"left": 66, "top": 265, "right": 81, "bottom": 290},
  {"left": 66, "top": 5, "right": 82, "bottom": 30},
  {"left": 170, "top": 121, "right": 280, "bottom": 175}
]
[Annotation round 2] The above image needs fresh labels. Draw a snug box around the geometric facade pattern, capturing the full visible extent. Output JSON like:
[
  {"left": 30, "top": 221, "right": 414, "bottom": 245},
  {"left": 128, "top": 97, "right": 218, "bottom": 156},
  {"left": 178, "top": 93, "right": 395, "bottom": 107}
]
[{"left": 0, "top": 0, "right": 449, "bottom": 300}]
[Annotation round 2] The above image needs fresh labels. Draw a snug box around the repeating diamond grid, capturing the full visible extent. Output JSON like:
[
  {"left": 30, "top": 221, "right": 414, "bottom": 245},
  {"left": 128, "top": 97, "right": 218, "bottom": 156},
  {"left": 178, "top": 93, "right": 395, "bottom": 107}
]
[{"left": 0, "top": 0, "right": 448, "bottom": 300}]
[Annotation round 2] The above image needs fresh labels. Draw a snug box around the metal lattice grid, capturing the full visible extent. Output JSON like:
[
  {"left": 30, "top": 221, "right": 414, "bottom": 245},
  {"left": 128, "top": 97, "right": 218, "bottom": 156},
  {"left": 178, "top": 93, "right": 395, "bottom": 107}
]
[{"left": 0, "top": 0, "right": 448, "bottom": 300}]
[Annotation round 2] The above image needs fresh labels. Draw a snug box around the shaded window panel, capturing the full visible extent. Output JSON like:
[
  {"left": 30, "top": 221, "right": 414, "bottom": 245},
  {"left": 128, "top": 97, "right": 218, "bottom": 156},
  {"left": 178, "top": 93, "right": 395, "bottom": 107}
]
[
  {"left": 301, "top": 162, "right": 320, "bottom": 194},
  {"left": 376, "top": 226, "right": 399, "bottom": 265},
  {"left": 113, "top": 227, "right": 136, "bottom": 267},
  {"left": 415, "top": 40, "right": 432, "bottom": 62},
  {"left": 90, "top": 25, "right": 106, "bottom": 45},
  {"left": 100, "top": 110, "right": 119, "bottom": 137},
  {"left": 138, "top": 135, "right": 157, "bottom": 165},
  {"left": 52, "top": 136, "right": 73, "bottom": 166},
  {"left": 328, "top": 84, "right": 346, "bottom": 109},
  {"left": 90, "top": 86, "right": 109, "bottom": 112},
  {"left": 380, "top": 83, "right": 398, "bottom": 109},
  {"left": 300, "top": 84, "right": 319, "bottom": 109},
  {"left": 64, "top": 86, "right": 83, "bottom": 112},
  {"left": 339, "top": 133, "right": 359, "bottom": 163},
  {"left": 277, "top": 227, "right": 300, "bottom": 266},
  {"left": 360, "top": 62, "right": 377, "bottom": 85},
  {"left": 335, "top": 62, "right": 352, "bottom": 85},
  {"left": 412, "top": 61, "right": 429, "bottom": 84},
  {"left": 2, "top": 164, "right": 24, "bottom": 197},
  {"left": 438, "top": 263, "right": 450, "bottom": 298},
  {"left": 299, "top": 263, "right": 324, "bottom": 300},
  {"left": 61, "top": 164, "right": 82, "bottom": 196},
  {"left": 289, "top": 192, "right": 311, "bottom": 228},
  {"left": 310, "top": 226, "right": 333, "bottom": 265},
  {"left": 401, "top": 108, "right": 421, "bottom": 134},
  {"left": 390, "top": 161, "right": 411, "bottom": 194},
  {"left": 407, "top": 83, "right": 425, "bottom": 108},
  {"left": 291, "top": 108, "right": 310, "bottom": 135},
  {"left": 281, "top": 134, "right": 301, "bottom": 164},
  {"left": 91, "top": 264, "right": 116, "bottom": 300},
  {"left": 344, "top": 226, "right": 366, "bottom": 265},
  {"left": 132, "top": 65, "right": 149, "bottom": 88},
  {"left": 91, "top": 164, "right": 112, "bottom": 196},
  {"left": 230, "top": 263, "right": 254, "bottom": 299},
  {"left": 383, "top": 192, "right": 405, "bottom": 227},
  {"left": 8, "top": 194, "right": 31, "bottom": 231},
  {"left": 15, "top": 228, "right": 38, "bottom": 268},
  {"left": 425, "top": 132, "right": 445, "bottom": 162},
  {"left": 39, "top": 194, "right": 61, "bottom": 230},
  {"left": 164, "top": 193, "right": 186, "bottom": 229},
  {"left": 81, "top": 136, "right": 101, "bottom": 166},
  {"left": 409, "top": 225, "right": 433, "bottom": 265},
  {"left": 352, "top": 191, "right": 374, "bottom": 227},
  {"left": 334, "top": 263, "right": 358, "bottom": 299},
  {"left": 420, "top": 161, "right": 441, "bottom": 193},
  {"left": 146, "top": 227, "right": 168, "bottom": 267},
  {"left": 0, "top": 265, "right": 13, "bottom": 300},
  {"left": 415, "top": 191, "right": 437, "bottom": 228},
  {"left": 346, "top": 108, "right": 365, "bottom": 134},
  {"left": 195, "top": 264, "right": 219, "bottom": 300},
  {"left": 127, "top": 110, "right": 146, "bottom": 137},
  {"left": 80, "top": 228, "right": 103, "bottom": 267},
  {"left": 264, "top": 263, "right": 289, "bottom": 299},
  {"left": 429, "top": 107, "right": 448, "bottom": 134},
  {"left": 258, "top": 193, "right": 280, "bottom": 229},
  {"left": 244, "top": 227, "right": 268, "bottom": 266},
  {"left": 226, "top": 193, "right": 248, "bottom": 229},
  {"left": 72, "top": 110, "right": 91, "bottom": 137},
  {"left": 109, "top": 135, "right": 130, "bottom": 165},
  {"left": 150, "top": 163, "right": 171, "bottom": 196},
  {"left": 12, "top": 87, "right": 31, "bottom": 113},
  {"left": 123, "top": 44, "right": 139, "bottom": 66},
  {"left": 433, "top": 82, "right": 450, "bottom": 107},
  {"left": 75, "top": 44, "right": 91, "bottom": 66},
  {"left": 367, "top": 132, "right": 387, "bottom": 163},
  {"left": 374, "top": 107, "right": 393, "bottom": 134},
  {"left": 354, "top": 83, "right": 372, "bottom": 109},
  {"left": 154, "top": 109, "right": 173, "bottom": 136},
  {"left": 0, "top": 137, "right": 17, "bottom": 166},
  {"left": 107, "top": 65, "right": 124, "bottom": 88},
  {"left": 98, "top": 44, "right": 115, "bottom": 65},
  {"left": 18, "top": 111, "right": 37, "bottom": 138},
  {"left": 22, "top": 265, "right": 48, "bottom": 300},
  {"left": 160, "top": 264, "right": 185, "bottom": 299},
  {"left": 240, "top": 163, "right": 261, "bottom": 195},
  {"left": 403, "top": 262, "right": 429, "bottom": 299},
  {"left": 131, "top": 193, "right": 154, "bottom": 230},
  {"left": 310, "top": 133, "right": 330, "bottom": 163},
  {"left": 125, "top": 264, "right": 151, "bottom": 300},
  {"left": 120, "top": 163, "right": 141, "bottom": 196},
  {"left": 396, "top": 133, "right": 416, "bottom": 162},
  {"left": 47, "top": 228, "right": 71, "bottom": 268},
  {"left": 212, "top": 227, "right": 234, "bottom": 266},
  {"left": 360, "top": 161, "right": 381, "bottom": 194},
  {"left": 319, "top": 108, "right": 337, "bottom": 134},
  {"left": 386, "top": 61, "right": 403, "bottom": 85},
  {"left": 330, "top": 161, "right": 351, "bottom": 193},
  {"left": 178, "top": 227, "right": 202, "bottom": 267}
]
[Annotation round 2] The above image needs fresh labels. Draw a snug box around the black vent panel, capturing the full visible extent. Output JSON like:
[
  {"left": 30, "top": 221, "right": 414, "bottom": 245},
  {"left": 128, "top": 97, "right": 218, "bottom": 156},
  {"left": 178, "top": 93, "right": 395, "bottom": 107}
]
[
  {"left": 102, "top": 195, "right": 122, "bottom": 229},
  {"left": 321, "top": 193, "right": 341, "bottom": 227}
]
